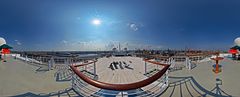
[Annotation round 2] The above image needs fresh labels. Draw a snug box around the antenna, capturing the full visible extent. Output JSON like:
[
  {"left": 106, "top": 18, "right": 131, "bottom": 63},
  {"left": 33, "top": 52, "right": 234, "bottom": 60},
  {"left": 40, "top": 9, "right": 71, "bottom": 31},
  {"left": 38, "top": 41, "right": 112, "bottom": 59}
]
[{"left": 119, "top": 43, "right": 121, "bottom": 51}]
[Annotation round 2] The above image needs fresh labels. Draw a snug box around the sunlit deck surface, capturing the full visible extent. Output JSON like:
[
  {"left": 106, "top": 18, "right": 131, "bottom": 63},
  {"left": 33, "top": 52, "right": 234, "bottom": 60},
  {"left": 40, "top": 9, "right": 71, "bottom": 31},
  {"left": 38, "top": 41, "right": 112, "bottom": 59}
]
[
  {"left": 0, "top": 57, "right": 74, "bottom": 96},
  {"left": 161, "top": 58, "right": 240, "bottom": 97},
  {"left": 0, "top": 56, "right": 240, "bottom": 96},
  {"left": 96, "top": 57, "right": 159, "bottom": 84}
]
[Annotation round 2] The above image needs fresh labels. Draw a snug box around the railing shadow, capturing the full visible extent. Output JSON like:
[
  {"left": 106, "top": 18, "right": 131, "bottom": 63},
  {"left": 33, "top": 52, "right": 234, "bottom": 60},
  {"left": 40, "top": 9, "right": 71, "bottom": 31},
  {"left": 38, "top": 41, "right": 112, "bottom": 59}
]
[
  {"left": 12, "top": 92, "right": 42, "bottom": 97},
  {"left": 12, "top": 87, "right": 80, "bottom": 97},
  {"left": 35, "top": 66, "right": 49, "bottom": 72},
  {"left": 93, "top": 88, "right": 147, "bottom": 97},
  {"left": 168, "top": 65, "right": 185, "bottom": 72},
  {"left": 190, "top": 62, "right": 197, "bottom": 69},
  {"left": 16, "top": 58, "right": 49, "bottom": 72},
  {"left": 54, "top": 68, "right": 72, "bottom": 82},
  {"left": 168, "top": 66, "right": 183, "bottom": 72},
  {"left": 204, "top": 78, "right": 232, "bottom": 97},
  {"left": 25, "top": 62, "right": 49, "bottom": 73},
  {"left": 159, "top": 76, "right": 232, "bottom": 97}
]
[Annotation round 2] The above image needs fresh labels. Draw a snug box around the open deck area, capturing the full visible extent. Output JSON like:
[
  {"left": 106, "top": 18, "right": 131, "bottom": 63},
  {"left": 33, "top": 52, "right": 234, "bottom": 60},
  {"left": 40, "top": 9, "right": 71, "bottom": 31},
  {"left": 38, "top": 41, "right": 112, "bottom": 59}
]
[
  {"left": 0, "top": 56, "right": 75, "bottom": 96},
  {"left": 161, "top": 58, "right": 240, "bottom": 97},
  {"left": 96, "top": 57, "right": 158, "bottom": 84},
  {"left": 0, "top": 55, "right": 240, "bottom": 97}
]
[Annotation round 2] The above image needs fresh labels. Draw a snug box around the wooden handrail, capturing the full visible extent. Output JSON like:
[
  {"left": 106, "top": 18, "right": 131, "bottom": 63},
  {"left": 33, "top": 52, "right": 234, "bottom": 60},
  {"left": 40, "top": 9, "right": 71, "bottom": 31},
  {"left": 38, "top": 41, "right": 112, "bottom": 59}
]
[{"left": 70, "top": 59, "right": 170, "bottom": 91}]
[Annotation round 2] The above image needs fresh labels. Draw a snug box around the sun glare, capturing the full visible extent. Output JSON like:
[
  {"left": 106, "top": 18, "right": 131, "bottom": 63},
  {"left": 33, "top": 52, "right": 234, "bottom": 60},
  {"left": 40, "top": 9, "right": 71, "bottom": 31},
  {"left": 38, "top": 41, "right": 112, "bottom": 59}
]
[{"left": 92, "top": 19, "right": 101, "bottom": 25}]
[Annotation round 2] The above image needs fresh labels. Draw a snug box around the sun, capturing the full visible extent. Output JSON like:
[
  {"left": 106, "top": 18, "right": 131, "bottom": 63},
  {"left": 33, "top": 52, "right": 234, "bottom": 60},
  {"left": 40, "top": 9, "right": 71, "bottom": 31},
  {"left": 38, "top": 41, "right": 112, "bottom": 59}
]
[{"left": 92, "top": 19, "right": 101, "bottom": 25}]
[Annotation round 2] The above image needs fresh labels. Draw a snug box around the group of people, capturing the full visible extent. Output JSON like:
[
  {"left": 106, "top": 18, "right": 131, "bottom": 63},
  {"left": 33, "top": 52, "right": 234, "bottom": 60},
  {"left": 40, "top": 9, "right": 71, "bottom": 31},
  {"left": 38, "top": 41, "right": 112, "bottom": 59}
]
[{"left": 108, "top": 61, "right": 133, "bottom": 70}]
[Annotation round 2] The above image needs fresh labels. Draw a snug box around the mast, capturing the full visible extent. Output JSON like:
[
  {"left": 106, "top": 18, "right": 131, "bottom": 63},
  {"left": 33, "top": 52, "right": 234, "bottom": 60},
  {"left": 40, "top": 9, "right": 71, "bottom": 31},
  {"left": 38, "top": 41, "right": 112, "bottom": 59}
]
[{"left": 119, "top": 43, "right": 121, "bottom": 51}]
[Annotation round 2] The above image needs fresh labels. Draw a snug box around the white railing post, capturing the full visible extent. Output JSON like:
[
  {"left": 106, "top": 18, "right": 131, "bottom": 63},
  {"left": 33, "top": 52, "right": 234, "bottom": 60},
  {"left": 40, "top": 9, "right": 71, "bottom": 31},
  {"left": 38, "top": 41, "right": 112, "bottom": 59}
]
[
  {"left": 188, "top": 60, "right": 192, "bottom": 70},
  {"left": 64, "top": 57, "right": 68, "bottom": 65},
  {"left": 52, "top": 57, "right": 55, "bottom": 69},
  {"left": 166, "top": 70, "right": 169, "bottom": 86},
  {"left": 48, "top": 57, "right": 54, "bottom": 70},
  {"left": 25, "top": 55, "right": 28, "bottom": 62},
  {"left": 48, "top": 59, "right": 51, "bottom": 71},
  {"left": 94, "top": 61, "right": 97, "bottom": 79},
  {"left": 185, "top": 57, "right": 188, "bottom": 69},
  {"left": 145, "top": 61, "right": 147, "bottom": 74},
  {"left": 185, "top": 57, "right": 191, "bottom": 70},
  {"left": 72, "top": 73, "right": 75, "bottom": 90}
]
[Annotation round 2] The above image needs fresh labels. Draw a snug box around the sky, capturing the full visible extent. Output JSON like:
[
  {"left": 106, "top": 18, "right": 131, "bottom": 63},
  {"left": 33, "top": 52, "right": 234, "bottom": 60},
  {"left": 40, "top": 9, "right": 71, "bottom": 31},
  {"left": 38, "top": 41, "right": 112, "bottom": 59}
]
[{"left": 0, "top": 0, "right": 240, "bottom": 51}]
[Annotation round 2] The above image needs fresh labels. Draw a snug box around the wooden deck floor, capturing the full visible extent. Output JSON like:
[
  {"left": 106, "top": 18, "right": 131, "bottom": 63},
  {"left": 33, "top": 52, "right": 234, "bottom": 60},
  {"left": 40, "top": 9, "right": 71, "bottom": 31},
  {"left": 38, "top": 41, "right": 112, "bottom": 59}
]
[{"left": 96, "top": 57, "right": 158, "bottom": 84}]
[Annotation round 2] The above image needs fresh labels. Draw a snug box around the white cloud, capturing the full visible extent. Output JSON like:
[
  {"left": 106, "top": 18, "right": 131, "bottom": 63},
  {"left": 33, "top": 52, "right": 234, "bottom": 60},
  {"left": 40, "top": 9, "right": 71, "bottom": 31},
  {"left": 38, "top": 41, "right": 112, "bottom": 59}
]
[
  {"left": 15, "top": 40, "right": 22, "bottom": 45},
  {"left": 127, "top": 22, "right": 144, "bottom": 32},
  {"left": 17, "top": 42, "right": 22, "bottom": 45},
  {"left": 130, "top": 23, "right": 138, "bottom": 31},
  {"left": 61, "top": 40, "right": 68, "bottom": 44}
]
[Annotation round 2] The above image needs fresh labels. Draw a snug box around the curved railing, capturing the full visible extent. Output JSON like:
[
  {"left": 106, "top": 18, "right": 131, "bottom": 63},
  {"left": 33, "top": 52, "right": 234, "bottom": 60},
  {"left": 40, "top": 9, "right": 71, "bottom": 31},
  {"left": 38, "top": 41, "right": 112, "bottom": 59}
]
[{"left": 70, "top": 58, "right": 170, "bottom": 91}]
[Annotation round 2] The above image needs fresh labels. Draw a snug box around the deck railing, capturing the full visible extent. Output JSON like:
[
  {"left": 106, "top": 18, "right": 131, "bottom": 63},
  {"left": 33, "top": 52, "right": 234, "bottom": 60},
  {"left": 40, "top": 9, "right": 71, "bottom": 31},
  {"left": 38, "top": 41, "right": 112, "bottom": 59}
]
[{"left": 71, "top": 58, "right": 170, "bottom": 96}]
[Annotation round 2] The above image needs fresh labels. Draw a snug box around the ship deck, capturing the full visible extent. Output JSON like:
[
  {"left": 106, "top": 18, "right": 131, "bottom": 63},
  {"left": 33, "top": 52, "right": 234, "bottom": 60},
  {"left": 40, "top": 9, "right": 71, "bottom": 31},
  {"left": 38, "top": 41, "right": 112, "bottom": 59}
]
[{"left": 0, "top": 56, "right": 240, "bottom": 96}]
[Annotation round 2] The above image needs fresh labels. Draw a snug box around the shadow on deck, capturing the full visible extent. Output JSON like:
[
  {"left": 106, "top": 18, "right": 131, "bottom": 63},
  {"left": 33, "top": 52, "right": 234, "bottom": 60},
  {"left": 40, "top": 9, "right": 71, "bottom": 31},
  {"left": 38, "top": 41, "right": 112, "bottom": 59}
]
[
  {"left": 27, "top": 62, "right": 49, "bottom": 73},
  {"left": 54, "top": 65, "right": 72, "bottom": 82},
  {"left": 12, "top": 88, "right": 81, "bottom": 97},
  {"left": 159, "top": 76, "right": 232, "bottom": 97}
]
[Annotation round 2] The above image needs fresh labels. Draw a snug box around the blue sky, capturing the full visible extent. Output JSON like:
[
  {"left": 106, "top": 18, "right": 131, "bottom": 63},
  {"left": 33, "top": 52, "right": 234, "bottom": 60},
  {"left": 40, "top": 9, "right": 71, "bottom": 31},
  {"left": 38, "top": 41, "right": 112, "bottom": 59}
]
[{"left": 0, "top": 0, "right": 240, "bottom": 51}]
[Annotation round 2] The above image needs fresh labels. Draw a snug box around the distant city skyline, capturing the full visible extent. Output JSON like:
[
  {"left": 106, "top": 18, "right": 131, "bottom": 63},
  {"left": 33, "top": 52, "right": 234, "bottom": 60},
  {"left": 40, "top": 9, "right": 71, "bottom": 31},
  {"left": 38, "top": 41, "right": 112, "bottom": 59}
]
[{"left": 0, "top": 0, "right": 240, "bottom": 51}]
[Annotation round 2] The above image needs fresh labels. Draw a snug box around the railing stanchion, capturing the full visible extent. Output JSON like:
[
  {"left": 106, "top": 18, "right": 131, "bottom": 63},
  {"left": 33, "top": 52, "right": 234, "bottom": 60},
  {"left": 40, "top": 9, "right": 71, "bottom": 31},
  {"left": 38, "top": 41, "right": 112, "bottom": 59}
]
[
  {"left": 145, "top": 61, "right": 147, "bottom": 74},
  {"left": 72, "top": 71, "right": 75, "bottom": 90},
  {"left": 166, "top": 70, "right": 169, "bottom": 86},
  {"left": 94, "top": 61, "right": 97, "bottom": 79}
]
